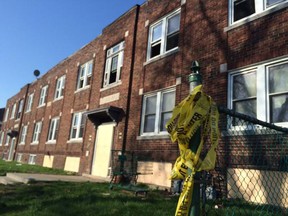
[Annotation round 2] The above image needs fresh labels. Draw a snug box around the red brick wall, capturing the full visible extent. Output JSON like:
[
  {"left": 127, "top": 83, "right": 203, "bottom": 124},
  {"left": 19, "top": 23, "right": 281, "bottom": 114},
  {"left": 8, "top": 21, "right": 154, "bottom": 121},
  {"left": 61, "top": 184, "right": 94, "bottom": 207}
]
[
  {"left": 0, "top": 0, "right": 287, "bottom": 177},
  {"left": 227, "top": 9, "right": 288, "bottom": 69}
]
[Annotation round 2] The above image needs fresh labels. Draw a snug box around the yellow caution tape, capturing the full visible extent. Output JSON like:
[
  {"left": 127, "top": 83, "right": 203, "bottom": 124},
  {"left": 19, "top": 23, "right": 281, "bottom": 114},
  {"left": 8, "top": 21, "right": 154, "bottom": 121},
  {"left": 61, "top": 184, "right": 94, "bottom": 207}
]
[{"left": 166, "top": 85, "right": 219, "bottom": 216}]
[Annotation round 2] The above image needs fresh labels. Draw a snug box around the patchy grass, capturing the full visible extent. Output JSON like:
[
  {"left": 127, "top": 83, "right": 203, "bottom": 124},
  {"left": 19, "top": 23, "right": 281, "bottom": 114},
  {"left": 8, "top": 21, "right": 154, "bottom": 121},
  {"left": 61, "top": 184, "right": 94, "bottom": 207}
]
[
  {"left": 0, "top": 182, "right": 178, "bottom": 216},
  {"left": 1, "top": 159, "right": 284, "bottom": 215},
  {"left": 0, "top": 159, "right": 72, "bottom": 176},
  {"left": 0, "top": 180, "right": 285, "bottom": 216}
]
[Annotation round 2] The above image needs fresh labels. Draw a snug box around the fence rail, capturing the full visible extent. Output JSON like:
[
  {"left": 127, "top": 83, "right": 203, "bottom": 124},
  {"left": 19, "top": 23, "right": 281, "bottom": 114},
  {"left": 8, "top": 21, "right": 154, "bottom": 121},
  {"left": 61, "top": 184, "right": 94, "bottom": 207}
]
[{"left": 202, "top": 106, "right": 288, "bottom": 216}]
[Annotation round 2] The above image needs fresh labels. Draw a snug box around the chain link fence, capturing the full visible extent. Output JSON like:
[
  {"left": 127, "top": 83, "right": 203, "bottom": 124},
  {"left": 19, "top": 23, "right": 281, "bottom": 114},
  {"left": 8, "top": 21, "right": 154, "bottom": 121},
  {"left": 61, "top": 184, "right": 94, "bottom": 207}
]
[{"left": 201, "top": 106, "right": 288, "bottom": 216}]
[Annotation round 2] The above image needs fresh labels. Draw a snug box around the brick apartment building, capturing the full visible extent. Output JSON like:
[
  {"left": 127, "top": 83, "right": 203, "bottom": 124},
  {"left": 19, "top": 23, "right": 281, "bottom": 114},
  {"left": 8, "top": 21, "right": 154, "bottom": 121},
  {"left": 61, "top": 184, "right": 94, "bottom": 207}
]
[{"left": 0, "top": 0, "right": 287, "bottom": 188}]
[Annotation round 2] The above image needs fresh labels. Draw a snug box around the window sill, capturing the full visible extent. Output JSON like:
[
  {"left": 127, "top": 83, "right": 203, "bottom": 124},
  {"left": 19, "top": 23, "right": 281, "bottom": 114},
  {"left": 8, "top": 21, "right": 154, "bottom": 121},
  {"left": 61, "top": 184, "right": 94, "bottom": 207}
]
[
  {"left": 74, "top": 85, "right": 90, "bottom": 94},
  {"left": 100, "top": 81, "right": 122, "bottom": 92},
  {"left": 137, "top": 134, "right": 170, "bottom": 140},
  {"left": 67, "top": 139, "right": 83, "bottom": 144},
  {"left": 37, "top": 104, "right": 46, "bottom": 109},
  {"left": 30, "top": 142, "right": 39, "bottom": 145},
  {"left": 46, "top": 141, "right": 56, "bottom": 144},
  {"left": 225, "top": 2, "right": 288, "bottom": 32},
  {"left": 144, "top": 48, "right": 179, "bottom": 66},
  {"left": 18, "top": 143, "right": 25, "bottom": 146},
  {"left": 53, "top": 97, "right": 63, "bottom": 102}
]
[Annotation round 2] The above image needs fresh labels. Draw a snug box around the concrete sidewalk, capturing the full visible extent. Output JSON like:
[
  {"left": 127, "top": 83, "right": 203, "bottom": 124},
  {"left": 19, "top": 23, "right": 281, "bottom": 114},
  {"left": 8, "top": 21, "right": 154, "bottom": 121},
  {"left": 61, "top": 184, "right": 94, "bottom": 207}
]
[{"left": 0, "top": 173, "right": 110, "bottom": 185}]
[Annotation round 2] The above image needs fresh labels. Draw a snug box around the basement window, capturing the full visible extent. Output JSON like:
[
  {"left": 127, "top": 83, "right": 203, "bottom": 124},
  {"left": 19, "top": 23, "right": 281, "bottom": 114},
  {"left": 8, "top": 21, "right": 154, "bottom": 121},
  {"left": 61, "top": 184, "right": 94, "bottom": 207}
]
[{"left": 28, "top": 154, "right": 36, "bottom": 165}]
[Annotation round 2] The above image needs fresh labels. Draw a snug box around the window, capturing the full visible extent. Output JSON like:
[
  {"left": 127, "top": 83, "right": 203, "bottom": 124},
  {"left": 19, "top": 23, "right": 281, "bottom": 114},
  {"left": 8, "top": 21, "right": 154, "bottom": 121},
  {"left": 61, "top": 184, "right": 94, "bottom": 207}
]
[
  {"left": 5, "top": 135, "right": 10, "bottom": 146},
  {"left": 54, "top": 75, "right": 66, "bottom": 99},
  {"left": 10, "top": 103, "right": 16, "bottom": 119},
  {"left": 268, "top": 62, "right": 288, "bottom": 123},
  {"left": 47, "top": 117, "right": 60, "bottom": 142},
  {"left": 267, "top": 0, "right": 285, "bottom": 5},
  {"left": 16, "top": 99, "right": 24, "bottom": 119},
  {"left": 231, "top": 70, "right": 257, "bottom": 118},
  {"left": 3, "top": 108, "right": 9, "bottom": 122},
  {"left": 39, "top": 85, "right": 48, "bottom": 106},
  {"left": 70, "top": 112, "right": 85, "bottom": 140},
  {"left": 228, "top": 58, "right": 288, "bottom": 127},
  {"left": 26, "top": 93, "right": 34, "bottom": 112},
  {"left": 103, "top": 42, "right": 125, "bottom": 88},
  {"left": 77, "top": 61, "right": 93, "bottom": 90},
  {"left": 16, "top": 153, "right": 22, "bottom": 163},
  {"left": 147, "top": 9, "right": 180, "bottom": 60},
  {"left": 0, "top": 132, "right": 4, "bottom": 146},
  {"left": 19, "top": 125, "right": 28, "bottom": 145},
  {"left": 140, "top": 88, "right": 176, "bottom": 135},
  {"left": 28, "top": 154, "right": 36, "bottom": 165},
  {"left": 230, "top": 0, "right": 287, "bottom": 24},
  {"left": 32, "top": 121, "right": 42, "bottom": 144}
]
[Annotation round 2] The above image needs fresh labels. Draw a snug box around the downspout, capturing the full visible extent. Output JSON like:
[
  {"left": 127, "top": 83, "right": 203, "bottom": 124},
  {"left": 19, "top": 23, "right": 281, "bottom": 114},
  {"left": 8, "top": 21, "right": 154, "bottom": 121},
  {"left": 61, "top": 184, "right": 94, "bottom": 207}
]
[
  {"left": 121, "top": 4, "right": 140, "bottom": 156},
  {"left": 12, "top": 83, "right": 30, "bottom": 160}
]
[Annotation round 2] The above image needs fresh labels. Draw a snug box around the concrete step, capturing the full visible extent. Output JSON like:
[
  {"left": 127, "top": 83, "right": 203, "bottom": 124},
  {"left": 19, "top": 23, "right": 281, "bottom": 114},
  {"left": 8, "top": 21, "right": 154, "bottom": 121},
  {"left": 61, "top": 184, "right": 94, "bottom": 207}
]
[
  {"left": 0, "top": 176, "right": 22, "bottom": 185},
  {"left": 6, "top": 173, "right": 30, "bottom": 184}
]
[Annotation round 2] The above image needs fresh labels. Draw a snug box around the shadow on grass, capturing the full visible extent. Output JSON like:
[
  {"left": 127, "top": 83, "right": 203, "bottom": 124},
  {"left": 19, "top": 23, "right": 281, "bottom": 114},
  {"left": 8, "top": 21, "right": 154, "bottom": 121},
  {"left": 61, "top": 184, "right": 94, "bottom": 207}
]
[{"left": 0, "top": 182, "right": 178, "bottom": 216}]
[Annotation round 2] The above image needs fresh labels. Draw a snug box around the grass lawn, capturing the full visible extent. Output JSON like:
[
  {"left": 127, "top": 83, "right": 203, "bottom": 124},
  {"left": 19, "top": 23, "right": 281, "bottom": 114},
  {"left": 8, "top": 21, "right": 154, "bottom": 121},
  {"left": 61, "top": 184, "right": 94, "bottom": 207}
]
[
  {"left": 0, "top": 159, "right": 285, "bottom": 215},
  {"left": 0, "top": 181, "right": 284, "bottom": 216},
  {"left": 0, "top": 181, "right": 178, "bottom": 216},
  {"left": 0, "top": 159, "right": 72, "bottom": 176}
]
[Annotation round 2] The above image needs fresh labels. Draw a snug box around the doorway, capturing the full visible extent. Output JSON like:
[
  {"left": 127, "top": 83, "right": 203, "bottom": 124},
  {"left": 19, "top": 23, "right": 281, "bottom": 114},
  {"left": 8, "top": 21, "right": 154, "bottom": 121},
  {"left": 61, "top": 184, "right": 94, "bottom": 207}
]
[{"left": 91, "top": 123, "right": 116, "bottom": 177}]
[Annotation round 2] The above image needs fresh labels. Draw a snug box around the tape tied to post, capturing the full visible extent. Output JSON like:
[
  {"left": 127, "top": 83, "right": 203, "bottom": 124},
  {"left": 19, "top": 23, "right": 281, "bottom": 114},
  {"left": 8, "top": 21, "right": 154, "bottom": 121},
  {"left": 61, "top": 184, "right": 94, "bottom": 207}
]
[{"left": 166, "top": 85, "right": 220, "bottom": 216}]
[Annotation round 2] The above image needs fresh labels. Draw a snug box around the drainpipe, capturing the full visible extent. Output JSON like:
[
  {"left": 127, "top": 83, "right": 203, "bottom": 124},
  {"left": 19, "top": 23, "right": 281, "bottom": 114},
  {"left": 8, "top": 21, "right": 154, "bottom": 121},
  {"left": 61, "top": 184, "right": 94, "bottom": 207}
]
[
  {"left": 13, "top": 83, "right": 30, "bottom": 160},
  {"left": 188, "top": 61, "right": 202, "bottom": 216},
  {"left": 122, "top": 5, "right": 140, "bottom": 155}
]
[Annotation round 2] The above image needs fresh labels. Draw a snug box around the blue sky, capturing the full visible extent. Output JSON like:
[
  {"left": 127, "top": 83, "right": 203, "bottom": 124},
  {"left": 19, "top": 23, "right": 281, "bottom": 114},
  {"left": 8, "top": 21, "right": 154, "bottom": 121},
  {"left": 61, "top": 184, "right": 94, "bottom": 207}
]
[{"left": 0, "top": 0, "right": 145, "bottom": 108}]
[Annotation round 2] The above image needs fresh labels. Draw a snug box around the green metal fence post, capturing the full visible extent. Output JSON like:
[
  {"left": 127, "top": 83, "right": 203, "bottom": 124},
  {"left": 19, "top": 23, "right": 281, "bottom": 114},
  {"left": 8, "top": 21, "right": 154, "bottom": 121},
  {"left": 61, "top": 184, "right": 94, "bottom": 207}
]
[{"left": 188, "top": 61, "right": 202, "bottom": 216}]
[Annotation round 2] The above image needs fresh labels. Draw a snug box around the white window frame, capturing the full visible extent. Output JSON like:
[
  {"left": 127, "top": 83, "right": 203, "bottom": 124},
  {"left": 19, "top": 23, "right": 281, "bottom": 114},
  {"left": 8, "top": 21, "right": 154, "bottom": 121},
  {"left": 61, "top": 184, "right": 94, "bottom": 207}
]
[
  {"left": 147, "top": 8, "right": 181, "bottom": 61},
  {"left": 28, "top": 154, "right": 36, "bottom": 165},
  {"left": 5, "top": 135, "right": 10, "bottom": 146},
  {"left": 76, "top": 61, "right": 93, "bottom": 90},
  {"left": 140, "top": 88, "right": 176, "bottom": 136},
  {"left": 26, "top": 93, "right": 34, "bottom": 112},
  {"left": 3, "top": 108, "right": 9, "bottom": 122},
  {"left": 38, "top": 85, "right": 48, "bottom": 107},
  {"left": 0, "top": 131, "right": 4, "bottom": 146},
  {"left": 102, "top": 41, "right": 125, "bottom": 88},
  {"left": 228, "top": 57, "right": 288, "bottom": 128},
  {"left": 16, "top": 153, "right": 23, "bottom": 163},
  {"left": 10, "top": 103, "right": 16, "bottom": 119},
  {"left": 19, "top": 125, "right": 28, "bottom": 145},
  {"left": 31, "top": 121, "right": 42, "bottom": 144},
  {"left": 69, "top": 112, "right": 85, "bottom": 140},
  {"left": 47, "top": 117, "right": 60, "bottom": 143},
  {"left": 16, "top": 99, "right": 24, "bottom": 119},
  {"left": 54, "top": 75, "right": 66, "bottom": 100},
  {"left": 229, "top": 0, "right": 288, "bottom": 25}
]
